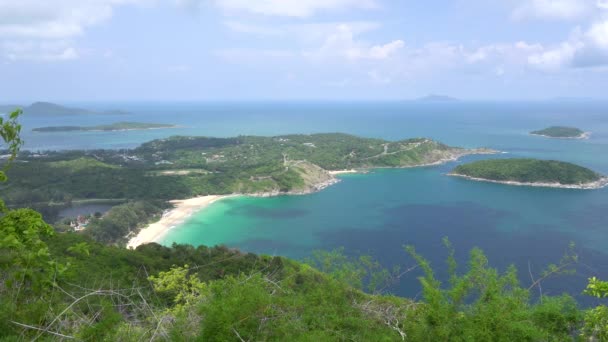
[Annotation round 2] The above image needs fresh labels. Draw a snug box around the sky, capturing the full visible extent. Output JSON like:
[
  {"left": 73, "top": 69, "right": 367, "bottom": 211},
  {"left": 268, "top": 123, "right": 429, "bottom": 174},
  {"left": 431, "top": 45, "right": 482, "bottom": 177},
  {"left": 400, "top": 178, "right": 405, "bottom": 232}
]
[{"left": 1, "top": 0, "right": 608, "bottom": 102}]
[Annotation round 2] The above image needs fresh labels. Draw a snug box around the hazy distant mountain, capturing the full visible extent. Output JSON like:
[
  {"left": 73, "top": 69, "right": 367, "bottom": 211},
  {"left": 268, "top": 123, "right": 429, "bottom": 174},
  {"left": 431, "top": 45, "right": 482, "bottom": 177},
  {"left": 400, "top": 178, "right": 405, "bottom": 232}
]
[
  {"left": 414, "top": 94, "right": 460, "bottom": 102},
  {"left": 0, "top": 102, "right": 129, "bottom": 116}
]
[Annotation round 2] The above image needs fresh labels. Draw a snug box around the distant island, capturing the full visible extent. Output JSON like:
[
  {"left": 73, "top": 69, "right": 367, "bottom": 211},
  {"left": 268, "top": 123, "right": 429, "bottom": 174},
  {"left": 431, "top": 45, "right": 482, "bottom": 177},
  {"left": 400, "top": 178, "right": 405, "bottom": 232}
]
[
  {"left": 414, "top": 94, "right": 460, "bottom": 102},
  {"left": 450, "top": 158, "right": 608, "bottom": 189},
  {"left": 530, "top": 126, "right": 588, "bottom": 139},
  {"left": 33, "top": 122, "right": 177, "bottom": 132},
  {"left": 0, "top": 102, "right": 128, "bottom": 116}
]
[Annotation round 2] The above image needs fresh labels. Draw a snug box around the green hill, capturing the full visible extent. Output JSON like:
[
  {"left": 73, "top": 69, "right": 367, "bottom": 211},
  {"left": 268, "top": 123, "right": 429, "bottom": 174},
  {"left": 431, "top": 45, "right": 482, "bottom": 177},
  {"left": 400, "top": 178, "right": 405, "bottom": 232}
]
[{"left": 0, "top": 230, "right": 593, "bottom": 341}]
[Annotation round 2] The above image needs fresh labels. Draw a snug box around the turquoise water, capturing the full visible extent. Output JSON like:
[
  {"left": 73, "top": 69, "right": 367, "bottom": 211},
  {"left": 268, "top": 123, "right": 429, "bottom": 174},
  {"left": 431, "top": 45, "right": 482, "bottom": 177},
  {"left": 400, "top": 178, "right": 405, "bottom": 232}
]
[{"left": 19, "top": 101, "right": 608, "bottom": 300}]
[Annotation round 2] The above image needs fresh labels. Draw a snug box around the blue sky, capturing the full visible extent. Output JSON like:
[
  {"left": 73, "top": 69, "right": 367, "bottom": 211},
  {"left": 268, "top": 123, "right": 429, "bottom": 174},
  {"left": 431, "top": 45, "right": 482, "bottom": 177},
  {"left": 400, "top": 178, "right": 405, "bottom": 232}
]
[{"left": 1, "top": 0, "right": 608, "bottom": 101}]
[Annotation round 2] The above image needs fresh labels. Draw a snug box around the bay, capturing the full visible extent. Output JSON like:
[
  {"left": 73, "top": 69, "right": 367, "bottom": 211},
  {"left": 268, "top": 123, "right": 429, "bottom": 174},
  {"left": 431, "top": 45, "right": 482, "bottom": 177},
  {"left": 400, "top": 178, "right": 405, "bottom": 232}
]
[{"left": 18, "top": 100, "right": 608, "bottom": 301}]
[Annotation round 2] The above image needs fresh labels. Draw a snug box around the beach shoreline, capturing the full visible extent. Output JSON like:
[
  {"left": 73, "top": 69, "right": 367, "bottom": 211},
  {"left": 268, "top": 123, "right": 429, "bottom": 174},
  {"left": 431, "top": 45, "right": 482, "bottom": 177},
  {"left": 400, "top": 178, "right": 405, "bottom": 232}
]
[
  {"left": 127, "top": 148, "right": 499, "bottom": 249},
  {"left": 328, "top": 169, "right": 361, "bottom": 175},
  {"left": 449, "top": 173, "right": 608, "bottom": 190},
  {"left": 126, "top": 195, "right": 235, "bottom": 249}
]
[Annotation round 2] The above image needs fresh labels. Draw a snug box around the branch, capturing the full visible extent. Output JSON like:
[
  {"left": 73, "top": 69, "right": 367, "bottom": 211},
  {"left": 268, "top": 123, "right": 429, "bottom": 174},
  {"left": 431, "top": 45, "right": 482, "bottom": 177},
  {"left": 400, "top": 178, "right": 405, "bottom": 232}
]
[
  {"left": 528, "top": 261, "right": 543, "bottom": 301},
  {"left": 232, "top": 327, "right": 247, "bottom": 342},
  {"left": 11, "top": 321, "right": 74, "bottom": 339},
  {"left": 527, "top": 260, "right": 575, "bottom": 292}
]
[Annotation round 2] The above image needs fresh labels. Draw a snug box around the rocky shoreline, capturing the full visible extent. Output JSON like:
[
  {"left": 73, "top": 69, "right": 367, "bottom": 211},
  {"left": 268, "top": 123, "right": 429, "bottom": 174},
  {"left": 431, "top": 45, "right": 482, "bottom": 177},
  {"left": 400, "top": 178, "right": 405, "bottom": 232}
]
[
  {"left": 449, "top": 173, "right": 608, "bottom": 190},
  {"left": 530, "top": 132, "right": 591, "bottom": 140},
  {"left": 251, "top": 147, "right": 499, "bottom": 197}
]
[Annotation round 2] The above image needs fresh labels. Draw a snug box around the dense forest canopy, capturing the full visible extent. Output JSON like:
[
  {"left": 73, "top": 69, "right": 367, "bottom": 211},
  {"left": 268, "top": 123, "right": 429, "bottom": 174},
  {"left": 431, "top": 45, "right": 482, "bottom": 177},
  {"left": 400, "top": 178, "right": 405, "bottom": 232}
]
[{"left": 451, "top": 159, "right": 602, "bottom": 185}]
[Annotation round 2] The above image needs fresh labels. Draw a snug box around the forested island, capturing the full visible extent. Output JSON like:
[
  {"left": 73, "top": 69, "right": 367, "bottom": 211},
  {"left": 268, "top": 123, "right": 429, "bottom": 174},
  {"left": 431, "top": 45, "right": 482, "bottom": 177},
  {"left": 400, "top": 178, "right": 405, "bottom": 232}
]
[
  {"left": 530, "top": 126, "right": 588, "bottom": 139},
  {"left": 33, "top": 122, "right": 177, "bottom": 132},
  {"left": 450, "top": 158, "right": 608, "bottom": 189},
  {"left": 3, "top": 133, "right": 494, "bottom": 244}
]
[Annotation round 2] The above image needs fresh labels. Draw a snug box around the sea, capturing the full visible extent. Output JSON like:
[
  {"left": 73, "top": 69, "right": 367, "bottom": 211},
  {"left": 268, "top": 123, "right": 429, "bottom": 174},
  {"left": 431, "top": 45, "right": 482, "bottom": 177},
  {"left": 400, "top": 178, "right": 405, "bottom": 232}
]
[{"left": 15, "top": 101, "right": 608, "bottom": 303}]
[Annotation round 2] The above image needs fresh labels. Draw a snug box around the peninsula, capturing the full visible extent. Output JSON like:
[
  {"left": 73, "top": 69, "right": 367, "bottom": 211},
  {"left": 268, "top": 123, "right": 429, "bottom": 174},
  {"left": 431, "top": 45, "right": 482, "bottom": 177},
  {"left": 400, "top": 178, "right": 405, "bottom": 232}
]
[
  {"left": 530, "top": 126, "right": 588, "bottom": 139},
  {"left": 6, "top": 133, "right": 496, "bottom": 246},
  {"left": 33, "top": 122, "right": 177, "bottom": 132},
  {"left": 450, "top": 158, "right": 608, "bottom": 189}
]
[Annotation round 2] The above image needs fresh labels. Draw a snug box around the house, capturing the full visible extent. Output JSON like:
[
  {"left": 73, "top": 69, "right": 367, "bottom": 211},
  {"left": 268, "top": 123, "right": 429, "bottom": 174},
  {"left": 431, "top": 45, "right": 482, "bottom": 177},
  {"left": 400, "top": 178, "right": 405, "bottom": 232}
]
[{"left": 71, "top": 215, "right": 90, "bottom": 232}]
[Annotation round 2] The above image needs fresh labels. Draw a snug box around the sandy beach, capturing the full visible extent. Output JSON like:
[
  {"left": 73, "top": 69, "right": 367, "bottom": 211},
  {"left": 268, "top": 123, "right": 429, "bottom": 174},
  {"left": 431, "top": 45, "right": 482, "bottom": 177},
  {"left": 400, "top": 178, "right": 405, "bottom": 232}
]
[
  {"left": 328, "top": 169, "right": 361, "bottom": 175},
  {"left": 127, "top": 195, "right": 232, "bottom": 249},
  {"left": 127, "top": 150, "right": 500, "bottom": 249}
]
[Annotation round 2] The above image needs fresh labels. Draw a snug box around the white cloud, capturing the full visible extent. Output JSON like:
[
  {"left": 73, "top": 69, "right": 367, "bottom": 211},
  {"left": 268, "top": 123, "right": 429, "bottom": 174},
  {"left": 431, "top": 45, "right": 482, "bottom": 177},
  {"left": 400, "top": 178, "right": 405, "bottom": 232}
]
[
  {"left": 305, "top": 24, "right": 404, "bottom": 61},
  {"left": 214, "top": 0, "right": 378, "bottom": 17},
  {"left": 524, "top": 17, "right": 608, "bottom": 70},
  {"left": 0, "top": 0, "right": 148, "bottom": 40},
  {"left": 1, "top": 40, "right": 79, "bottom": 61},
  {"left": 512, "top": 0, "right": 595, "bottom": 20},
  {"left": 528, "top": 42, "right": 579, "bottom": 70},
  {"left": 586, "top": 20, "right": 608, "bottom": 49},
  {"left": 223, "top": 20, "right": 380, "bottom": 41},
  {"left": 369, "top": 40, "right": 405, "bottom": 59},
  {"left": 0, "top": 0, "right": 148, "bottom": 61}
]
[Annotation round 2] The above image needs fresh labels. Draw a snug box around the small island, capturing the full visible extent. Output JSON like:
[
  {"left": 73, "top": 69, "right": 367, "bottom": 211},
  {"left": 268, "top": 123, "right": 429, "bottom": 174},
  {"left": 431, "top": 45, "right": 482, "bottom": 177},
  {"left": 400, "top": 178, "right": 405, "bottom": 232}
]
[
  {"left": 33, "top": 122, "right": 177, "bottom": 132},
  {"left": 450, "top": 158, "right": 608, "bottom": 189},
  {"left": 530, "top": 126, "right": 588, "bottom": 139}
]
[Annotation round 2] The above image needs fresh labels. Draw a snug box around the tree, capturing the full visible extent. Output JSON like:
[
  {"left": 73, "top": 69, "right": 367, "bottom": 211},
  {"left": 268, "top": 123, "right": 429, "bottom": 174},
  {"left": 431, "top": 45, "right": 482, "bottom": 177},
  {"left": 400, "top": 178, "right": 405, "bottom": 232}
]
[
  {"left": 0, "top": 109, "right": 23, "bottom": 212},
  {"left": 583, "top": 277, "right": 608, "bottom": 340},
  {"left": 0, "top": 110, "right": 59, "bottom": 337}
]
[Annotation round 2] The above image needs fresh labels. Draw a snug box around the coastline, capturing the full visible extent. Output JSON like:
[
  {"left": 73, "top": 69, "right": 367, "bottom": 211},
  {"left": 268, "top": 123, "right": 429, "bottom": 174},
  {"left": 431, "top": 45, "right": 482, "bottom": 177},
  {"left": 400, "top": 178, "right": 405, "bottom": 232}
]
[
  {"left": 329, "top": 169, "right": 364, "bottom": 175},
  {"left": 33, "top": 125, "right": 180, "bottom": 133},
  {"left": 530, "top": 132, "right": 591, "bottom": 140},
  {"left": 126, "top": 195, "right": 235, "bottom": 249},
  {"left": 127, "top": 148, "right": 499, "bottom": 249},
  {"left": 449, "top": 173, "right": 608, "bottom": 190},
  {"left": 88, "top": 125, "right": 180, "bottom": 132}
]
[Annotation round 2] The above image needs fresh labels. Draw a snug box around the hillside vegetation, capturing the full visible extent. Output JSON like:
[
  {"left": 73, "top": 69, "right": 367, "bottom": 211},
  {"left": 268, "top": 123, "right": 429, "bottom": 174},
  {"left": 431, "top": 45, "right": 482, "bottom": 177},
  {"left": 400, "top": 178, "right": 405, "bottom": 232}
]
[
  {"left": 451, "top": 159, "right": 602, "bottom": 185},
  {"left": 2, "top": 230, "right": 605, "bottom": 341},
  {"left": 4, "top": 134, "right": 491, "bottom": 226}
]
